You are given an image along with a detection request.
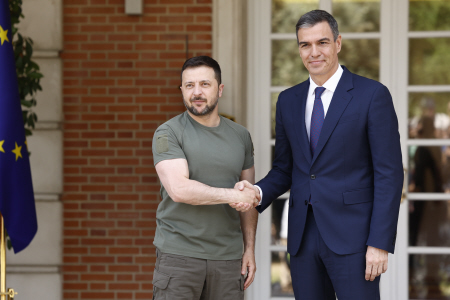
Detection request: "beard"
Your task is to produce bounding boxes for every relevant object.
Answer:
[183,94,219,116]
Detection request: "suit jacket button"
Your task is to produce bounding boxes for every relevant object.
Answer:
[304,200,308,205]
[310,174,316,179]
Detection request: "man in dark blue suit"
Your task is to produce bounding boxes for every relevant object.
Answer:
[234,10,403,299]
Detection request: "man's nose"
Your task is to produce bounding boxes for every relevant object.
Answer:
[193,84,202,96]
[311,45,320,57]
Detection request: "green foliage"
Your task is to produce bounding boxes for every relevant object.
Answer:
[272,0,319,34]
[339,39,379,81]
[271,39,308,87]
[333,1,380,33]
[409,38,450,85]
[410,0,450,31]
[9,0,42,136]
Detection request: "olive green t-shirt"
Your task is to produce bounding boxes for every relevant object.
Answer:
[152,112,254,260]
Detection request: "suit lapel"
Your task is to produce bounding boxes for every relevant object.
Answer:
[293,81,311,165]
[311,67,354,166]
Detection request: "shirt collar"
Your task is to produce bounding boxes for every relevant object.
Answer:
[308,65,343,95]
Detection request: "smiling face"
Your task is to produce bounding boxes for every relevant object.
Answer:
[180,66,224,117]
[297,21,342,86]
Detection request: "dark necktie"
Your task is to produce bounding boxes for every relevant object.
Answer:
[310,87,326,155]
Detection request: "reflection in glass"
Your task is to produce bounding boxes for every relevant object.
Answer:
[271,251,294,297]
[409,0,450,31]
[409,201,450,247]
[408,146,446,193]
[339,39,379,81]
[272,0,319,34]
[272,40,309,87]
[409,38,450,85]
[271,93,280,139]
[271,199,288,245]
[408,93,450,139]
[409,254,450,299]
[332,0,380,32]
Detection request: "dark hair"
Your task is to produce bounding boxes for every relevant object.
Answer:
[295,10,339,44]
[180,56,222,85]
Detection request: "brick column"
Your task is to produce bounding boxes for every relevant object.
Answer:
[62,0,212,299]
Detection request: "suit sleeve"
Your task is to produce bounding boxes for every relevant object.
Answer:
[256,93,293,213]
[366,85,404,253]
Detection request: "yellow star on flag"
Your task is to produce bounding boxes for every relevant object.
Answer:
[0,140,4,153]
[12,142,22,161]
[0,26,9,45]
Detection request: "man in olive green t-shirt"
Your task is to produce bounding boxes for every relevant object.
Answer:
[151,56,260,300]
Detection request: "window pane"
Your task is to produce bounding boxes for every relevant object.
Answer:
[408,93,450,139]
[409,0,450,31]
[272,40,309,86]
[271,92,280,139]
[409,38,450,85]
[410,254,450,299]
[408,145,450,193]
[272,0,319,34]
[332,0,380,32]
[339,39,379,81]
[271,198,288,245]
[271,251,294,297]
[409,201,450,247]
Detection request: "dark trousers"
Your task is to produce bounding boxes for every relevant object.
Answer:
[152,248,244,300]
[290,206,380,300]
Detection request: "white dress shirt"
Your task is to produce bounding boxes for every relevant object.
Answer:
[305,65,343,140]
[255,65,344,204]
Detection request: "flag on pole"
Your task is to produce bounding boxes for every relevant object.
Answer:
[0,0,37,253]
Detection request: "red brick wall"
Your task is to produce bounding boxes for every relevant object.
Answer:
[62,1,212,299]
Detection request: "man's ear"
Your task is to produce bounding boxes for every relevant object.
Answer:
[218,83,224,97]
[336,35,342,54]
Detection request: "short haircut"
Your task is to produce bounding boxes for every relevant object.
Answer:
[180,56,222,85]
[295,10,340,44]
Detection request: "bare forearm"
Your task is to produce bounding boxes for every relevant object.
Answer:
[240,209,258,252]
[156,159,256,206]
[170,178,240,205]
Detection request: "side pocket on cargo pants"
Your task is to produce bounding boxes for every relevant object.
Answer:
[152,268,170,300]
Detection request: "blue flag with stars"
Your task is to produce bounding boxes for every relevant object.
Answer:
[0,1,37,253]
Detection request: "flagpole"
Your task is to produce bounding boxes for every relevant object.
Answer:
[0,214,16,300]
[0,213,6,300]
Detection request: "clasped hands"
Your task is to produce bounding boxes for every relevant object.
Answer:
[229,180,260,212]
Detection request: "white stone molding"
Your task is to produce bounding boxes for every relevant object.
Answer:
[213,0,247,125]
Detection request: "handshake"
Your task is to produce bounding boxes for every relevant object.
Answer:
[229,180,261,212]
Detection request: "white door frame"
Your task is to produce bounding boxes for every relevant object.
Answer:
[246,0,272,298]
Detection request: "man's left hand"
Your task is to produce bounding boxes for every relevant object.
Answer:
[242,249,256,290]
[365,246,388,281]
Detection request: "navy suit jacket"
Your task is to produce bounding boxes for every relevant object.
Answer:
[256,66,403,256]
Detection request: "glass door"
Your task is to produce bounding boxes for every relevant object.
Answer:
[247,0,450,299]
[404,1,450,299]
